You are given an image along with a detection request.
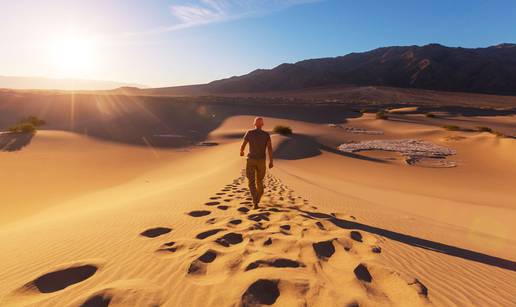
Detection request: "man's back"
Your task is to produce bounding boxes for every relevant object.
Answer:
[244,128,270,160]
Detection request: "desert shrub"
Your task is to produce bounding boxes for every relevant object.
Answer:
[8,122,36,133]
[442,125,460,131]
[475,126,492,133]
[492,131,506,137]
[360,108,371,114]
[425,112,436,118]
[24,116,46,127]
[273,125,293,135]
[6,116,45,134]
[375,110,388,120]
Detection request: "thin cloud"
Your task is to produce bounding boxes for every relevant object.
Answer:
[130,0,321,35]
[170,2,225,25]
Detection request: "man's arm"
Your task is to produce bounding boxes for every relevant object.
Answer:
[267,139,273,168]
[240,139,248,156]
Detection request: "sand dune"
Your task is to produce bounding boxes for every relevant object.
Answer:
[0,130,195,224]
[0,109,515,306]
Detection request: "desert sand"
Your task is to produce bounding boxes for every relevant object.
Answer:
[0,104,515,306]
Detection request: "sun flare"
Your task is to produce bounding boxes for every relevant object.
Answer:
[49,36,98,77]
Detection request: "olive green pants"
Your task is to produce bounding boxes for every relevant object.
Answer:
[246,158,266,205]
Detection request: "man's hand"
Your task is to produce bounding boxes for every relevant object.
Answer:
[240,139,248,157]
[269,161,274,169]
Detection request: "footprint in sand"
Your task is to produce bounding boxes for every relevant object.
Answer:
[371,246,382,253]
[140,227,172,238]
[350,230,362,242]
[80,294,111,307]
[247,213,270,222]
[24,264,98,293]
[74,280,163,307]
[241,279,280,306]
[188,250,219,275]
[250,222,269,230]
[196,229,225,239]
[279,224,291,231]
[245,258,302,271]
[205,201,220,206]
[188,210,211,217]
[198,250,217,263]
[228,219,242,225]
[238,207,250,214]
[312,240,335,260]
[206,218,218,224]
[159,173,429,306]
[215,232,243,247]
[156,241,180,253]
[353,263,372,283]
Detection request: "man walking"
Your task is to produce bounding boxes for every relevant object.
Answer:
[240,117,273,209]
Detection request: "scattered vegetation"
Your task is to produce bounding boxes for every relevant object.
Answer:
[442,125,460,131]
[8,122,36,133]
[475,126,492,133]
[492,131,506,138]
[6,116,46,134]
[440,124,507,137]
[360,108,371,114]
[273,125,293,135]
[375,110,388,120]
[473,126,508,137]
[425,112,436,118]
[25,116,46,127]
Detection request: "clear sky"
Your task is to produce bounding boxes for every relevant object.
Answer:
[1,0,515,87]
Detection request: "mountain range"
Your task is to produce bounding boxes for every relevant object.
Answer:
[147,43,516,96]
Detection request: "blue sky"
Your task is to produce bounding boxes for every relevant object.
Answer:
[0,0,515,87]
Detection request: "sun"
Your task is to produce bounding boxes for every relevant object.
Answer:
[49,36,98,77]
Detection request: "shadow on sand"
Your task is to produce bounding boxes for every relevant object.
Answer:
[0,132,34,152]
[297,209,516,271]
[318,143,387,163]
[274,134,322,160]
[0,93,362,148]
[273,133,387,163]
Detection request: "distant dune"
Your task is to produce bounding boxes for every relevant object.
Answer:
[1,91,514,149]
[132,84,516,109]
[0,75,146,91]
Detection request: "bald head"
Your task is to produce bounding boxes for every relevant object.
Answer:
[254,117,264,129]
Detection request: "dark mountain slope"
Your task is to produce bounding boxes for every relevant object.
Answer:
[148,43,516,95]
[206,44,516,94]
